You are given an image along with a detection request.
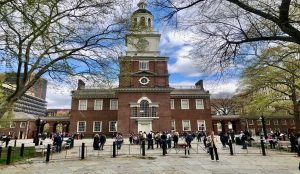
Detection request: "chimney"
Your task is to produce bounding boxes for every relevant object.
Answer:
[77,79,85,90]
[195,80,204,90]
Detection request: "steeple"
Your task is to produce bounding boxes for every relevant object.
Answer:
[137,0,147,9]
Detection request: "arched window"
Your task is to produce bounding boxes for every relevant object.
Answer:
[133,18,137,27]
[148,18,151,27]
[140,17,146,26]
[140,100,149,117]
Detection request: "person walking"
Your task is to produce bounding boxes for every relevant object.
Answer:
[207,131,219,161]
[99,133,106,150]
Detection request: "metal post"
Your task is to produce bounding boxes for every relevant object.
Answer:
[20,143,24,157]
[229,140,233,155]
[46,144,51,162]
[261,138,266,156]
[142,140,145,156]
[113,142,116,158]
[6,146,12,165]
[14,139,17,147]
[81,143,85,159]
[0,146,2,159]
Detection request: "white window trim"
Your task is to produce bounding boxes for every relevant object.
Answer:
[195,99,204,109]
[265,120,270,125]
[257,120,262,125]
[182,120,191,131]
[110,99,118,110]
[273,120,279,125]
[281,119,287,125]
[170,99,175,110]
[181,99,189,110]
[94,99,103,110]
[197,120,206,131]
[139,61,149,70]
[20,122,26,128]
[248,120,254,125]
[109,121,117,132]
[78,100,87,110]
[77,121,86,132]
[10,122,16,128]
[171,120,176,131]
[93,121,102,132]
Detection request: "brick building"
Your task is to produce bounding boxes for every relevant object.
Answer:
[69,1,212,137]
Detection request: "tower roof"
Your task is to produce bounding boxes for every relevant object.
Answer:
[133,0,152,16]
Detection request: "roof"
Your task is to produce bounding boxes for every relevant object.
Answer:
[13,112,37,121]
[212,115,241,120]
[71,89,116,99]
[133,9,152,15]
[170,89,210,98]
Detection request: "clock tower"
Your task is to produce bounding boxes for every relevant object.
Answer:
[116,0,172,134]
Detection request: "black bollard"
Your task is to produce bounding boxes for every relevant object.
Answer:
[113,142,116,158]
[20,143,24,157]
[14,139,17,147]
[6,146,12,165]
[261,139,266,156]
[81,143,85,160]
[298,145,300,157]
[229,140,233,155]
[142,140,145,156]
[162,141,166,156]
[46,144,51,162]
[0,146,2,159]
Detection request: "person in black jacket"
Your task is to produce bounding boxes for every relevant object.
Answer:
[93,134,100,150]
[173,132,179,148]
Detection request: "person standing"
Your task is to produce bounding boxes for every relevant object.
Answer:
[207,131,219,161]
[115,133,123,150]
[173,132,179,148]
[99,133,106,150]
[93,134,100,150]
[147,131,153,149]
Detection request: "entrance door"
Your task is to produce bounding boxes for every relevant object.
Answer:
[138,121,152,133]
[19,131,23,139]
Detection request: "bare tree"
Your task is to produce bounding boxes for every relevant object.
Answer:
[150,0,300,72]
[211,93,236,115]
[0,0,130,119]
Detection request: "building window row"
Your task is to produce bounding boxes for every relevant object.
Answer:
[248,119,291,126]
[78,99,118,111]
[172,120,206,132]
[77,121,117,133]
[170,99,205,110]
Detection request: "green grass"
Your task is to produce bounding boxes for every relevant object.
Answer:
[0,146,37,165]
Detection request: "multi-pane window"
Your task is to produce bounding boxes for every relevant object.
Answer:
[110,99,118,110]
[181,99,189,109]
[77,121,86,132]
[257,120,262,125]
[140,100,149,117]
[139,61,149,70]
[10,122,16,128]
[197,120,206,131]
[281,119,287,125]
[94,100,103,110]
[182,120,191,131]
[78,100,87,110]
[20,122,26,128]
[109,121,117,132]
[195,99,204,109]
[265,120,270,125]
[171,120,176,131]
[290,119,295,125]
[93,121,102,132]
[151,107,157,117]
[248,120,254,125]
[273,120,279,125]
[131,107,138,117]
[170,99,175,109]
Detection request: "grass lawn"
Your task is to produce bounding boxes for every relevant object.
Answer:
[0,146,37,165]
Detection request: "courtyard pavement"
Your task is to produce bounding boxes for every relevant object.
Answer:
[0,138,299,174]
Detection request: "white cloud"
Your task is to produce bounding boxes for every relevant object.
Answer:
[46,83,73,109]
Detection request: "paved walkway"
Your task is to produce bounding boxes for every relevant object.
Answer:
[0,138,299,174]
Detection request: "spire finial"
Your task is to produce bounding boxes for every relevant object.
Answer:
[138,0,147,9]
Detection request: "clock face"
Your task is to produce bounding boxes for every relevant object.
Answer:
[136,38,149,51]
[139,77,150,85]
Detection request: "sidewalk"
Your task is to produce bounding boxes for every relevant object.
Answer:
[0,138,299,173]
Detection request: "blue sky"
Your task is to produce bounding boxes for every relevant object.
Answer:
[45,1,240,108]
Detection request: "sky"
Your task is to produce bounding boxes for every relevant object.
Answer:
[46,0,239,109]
